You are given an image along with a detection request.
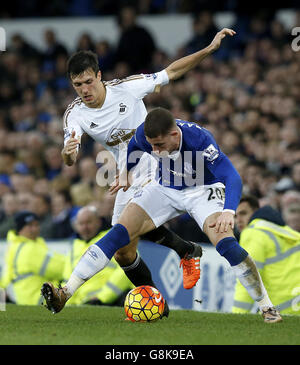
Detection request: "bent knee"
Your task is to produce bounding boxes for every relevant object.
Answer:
[118,203,155,241]
[203,212,234,246]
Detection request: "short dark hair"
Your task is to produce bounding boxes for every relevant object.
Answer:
[67,50,99,79]
[144,108,176,138]
[239,195,260,210]
[15,211,39,233]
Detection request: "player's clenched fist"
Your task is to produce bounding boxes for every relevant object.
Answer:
[62,130,80,166]
[64,131,80,155]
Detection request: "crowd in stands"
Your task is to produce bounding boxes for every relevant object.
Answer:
[1,0,298,18]
[0,6,299,242]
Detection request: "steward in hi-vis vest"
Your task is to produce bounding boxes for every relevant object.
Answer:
[233,196,300,315]
[1,211,65,305]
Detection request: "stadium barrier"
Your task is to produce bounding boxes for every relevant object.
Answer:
[0,240,236,312]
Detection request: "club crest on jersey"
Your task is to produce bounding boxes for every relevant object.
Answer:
[145,73,157,80]
[134,190,143,198]
[203,144,219,162]
[119,103,127,114]
[90,121,98,129]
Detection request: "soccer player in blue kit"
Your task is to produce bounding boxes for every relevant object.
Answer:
[43,108,282,323]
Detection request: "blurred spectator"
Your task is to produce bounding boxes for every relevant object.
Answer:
[44,145,63,180]
[76,32,95,52]
[280,190,300,232]
[96,189,116,230]
[51,190,75,239]
[33,178,51,196]
[115,6,156,72]
[0,175,12,198]
[32,194,54,238]
[53,54,70,91]
[291,161,300,191]
[280,190,300,210]
[243,161,265,197]
[95,40,115,73]
[1,211,66,305]
[282,203,300,232]
[70,157,97,206]
[16,192,35,211]
[184,11,218,56]
[0,193,18,238]
[43,29,68,67]
[9,33,41,61]
[247,15,270,41]
[10,173,35,193]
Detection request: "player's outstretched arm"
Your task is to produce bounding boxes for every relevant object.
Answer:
[165,28,236,81]
[61,130,79,166]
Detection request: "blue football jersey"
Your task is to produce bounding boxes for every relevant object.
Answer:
[127,119,242,211]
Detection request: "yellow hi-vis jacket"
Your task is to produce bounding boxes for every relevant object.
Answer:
[232,219,300,315]
[1,230,66,305]
[63,230,134,305]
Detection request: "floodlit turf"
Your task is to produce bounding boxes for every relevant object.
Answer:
[0,304,299,345]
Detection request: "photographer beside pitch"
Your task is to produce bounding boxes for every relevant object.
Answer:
[43,108,282,323]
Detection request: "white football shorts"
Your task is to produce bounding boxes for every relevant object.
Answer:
[129,181,226,230]
[111,153,157,225]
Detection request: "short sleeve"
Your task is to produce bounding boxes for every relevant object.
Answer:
[122,70,169,99]
[63,109,84,147]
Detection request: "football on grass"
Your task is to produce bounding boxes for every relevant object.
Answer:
[124,285,165,322]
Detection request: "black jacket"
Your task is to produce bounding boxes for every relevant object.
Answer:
[249,205,285,226]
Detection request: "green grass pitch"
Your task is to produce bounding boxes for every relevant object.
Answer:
[0,304,299,345]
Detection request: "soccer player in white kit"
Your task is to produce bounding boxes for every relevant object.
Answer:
[42,28,236,315]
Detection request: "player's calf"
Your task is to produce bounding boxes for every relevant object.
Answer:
[214,236,278,321]
[114,238,139,267]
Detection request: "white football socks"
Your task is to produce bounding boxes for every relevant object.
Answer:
[64,244,110,297]
[232,255,273,310]
[64,273,85,298]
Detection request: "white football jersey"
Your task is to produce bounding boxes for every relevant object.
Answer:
[63,70,169,171]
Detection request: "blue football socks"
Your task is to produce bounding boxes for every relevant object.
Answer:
[94,223,130,259]
[216,237,248,266]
